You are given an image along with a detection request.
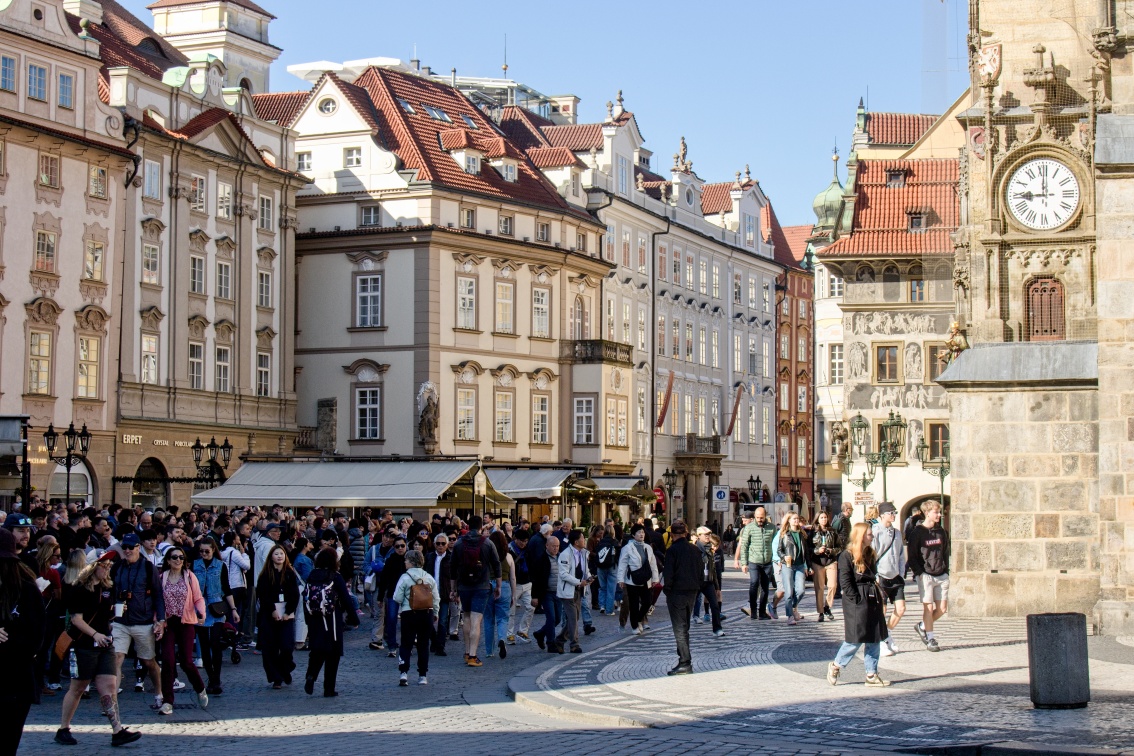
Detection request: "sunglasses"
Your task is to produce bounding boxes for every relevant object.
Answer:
[395,544,407,549]
[121,544,138,550]
[168,554,184,561]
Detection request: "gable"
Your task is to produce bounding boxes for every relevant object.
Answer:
[291,77,376,137]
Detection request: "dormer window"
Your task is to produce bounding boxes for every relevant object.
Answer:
[397,98,415,114]
[501,163,516,182]
[461,114,478,130]
[465,155,480,174]
[423,105,452,123]
[886,170,906,189]
[908,212,927,233]
[685,187,694,207]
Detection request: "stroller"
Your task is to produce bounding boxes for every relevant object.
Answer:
[216,621,242,665]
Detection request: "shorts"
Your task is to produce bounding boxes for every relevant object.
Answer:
[111,622,157,660]
[73,646,119,680]
[457,587,490,615]
[879,575,905,603]
[917,573,950,603]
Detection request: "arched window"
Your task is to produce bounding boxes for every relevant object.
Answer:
[1027,277,1065,341]
[132,457,169,510]
[239,77,253,92]
[572,295,590,339]
[882,265,901,302]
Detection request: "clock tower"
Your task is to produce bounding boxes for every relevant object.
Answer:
[939,0,1134,634]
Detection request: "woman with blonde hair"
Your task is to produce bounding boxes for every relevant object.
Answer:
[776,512,811,625]
[827,523,890,688]
[809,511,840,621]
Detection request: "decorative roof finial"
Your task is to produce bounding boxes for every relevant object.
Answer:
[832,143,840,178]
[673,152,680,169]
[636,172,645,191]
[744,164,751,181]
[616,89,624,107]
[735,171,742,186]
[605,100,613,122]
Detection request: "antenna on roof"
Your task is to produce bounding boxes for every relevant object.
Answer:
[502,34,508,78]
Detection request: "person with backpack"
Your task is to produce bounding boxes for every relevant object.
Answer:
[449,515,501,668]
[392,548,439,686]
[615,523,658,634]
[376,536,407,657]
[302,547,358,697]
[595,525,620,616]
[109,532,165,709]
[832,501,854,549]
[506,529,534,644]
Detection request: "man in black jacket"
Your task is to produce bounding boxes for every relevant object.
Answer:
[529,537,559,651]
[661,521,701,676]
[424,534,453,656]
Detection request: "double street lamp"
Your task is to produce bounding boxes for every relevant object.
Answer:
[192,436,233,489]
[747,474,762,504]
[841,409,908,506]
[662,467,678,520]
[44,423,92,506]
[916,437,951,504]
[788,477,802,503]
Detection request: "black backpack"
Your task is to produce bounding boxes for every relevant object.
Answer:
[456,537,486,586]
[597,540,618,569]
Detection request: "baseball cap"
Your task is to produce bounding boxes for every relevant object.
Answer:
[265,522,282,531]
[695,526,712,535]
[120,532,141,547]
[878,502,897,515]
[5,513,32,529]
[97,550,118,563]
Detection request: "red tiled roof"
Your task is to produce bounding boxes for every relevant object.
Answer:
[146,0,276,19]
[498,105,552,150]
[343,67,593,219]
[68,0,187,99]
[820,158,958,257]
[542,122,604,151]
[864,112,938,146]
[252,91,308,125]
[763,204,809,270]
[527,146,584,169]
[700,182,737,215]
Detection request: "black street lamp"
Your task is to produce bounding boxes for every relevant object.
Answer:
[662,467,678,520]
[788,477,802,502]
[917,437,951,505]
[192,436,233,489]
[44,422,92,506]
[840,409,906,509]
[747,474,762,504]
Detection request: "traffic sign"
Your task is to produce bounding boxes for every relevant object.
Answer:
[711,485,729,512]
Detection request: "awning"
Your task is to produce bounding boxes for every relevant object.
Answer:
[580,475,649,495]
[190,460,512,510]
[484,467,585,500]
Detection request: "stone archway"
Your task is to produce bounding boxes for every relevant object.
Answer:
[900,493,951,531]
[132,457,169,511]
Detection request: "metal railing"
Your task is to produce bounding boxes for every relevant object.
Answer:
[675,433,722,455]
[561,339,634,365]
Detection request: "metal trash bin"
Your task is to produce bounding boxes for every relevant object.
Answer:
[1026,612,1090,709]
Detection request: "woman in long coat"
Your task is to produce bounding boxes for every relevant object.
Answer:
[827,522,891,687]
[303,547,358,696]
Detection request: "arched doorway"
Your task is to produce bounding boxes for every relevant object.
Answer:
[49,459,94,506]
[132,457,169,511]
[900,494,951,531]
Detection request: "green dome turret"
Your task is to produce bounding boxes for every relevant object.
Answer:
[812,151,844,229]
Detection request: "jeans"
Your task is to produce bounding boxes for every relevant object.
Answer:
[539,594,561,641]
[484,581,512,656]
[834,641,880,675]
[697,582,722,632]
[556,592,581,650]
[667,590,698,667]
[383,598,399,649]
[399,610,432,676]
[160,617,204,704]
[598,567,616,613]
[580,599,593,627]
[780,564,807,616]
[748,562,775,616]
[432,601,450,653]
[508,582,534,638]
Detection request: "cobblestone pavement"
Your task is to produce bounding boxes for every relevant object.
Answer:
[20,570,1134,754]
[511,570,1134,754]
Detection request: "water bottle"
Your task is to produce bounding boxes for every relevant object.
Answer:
[68,649,78,680]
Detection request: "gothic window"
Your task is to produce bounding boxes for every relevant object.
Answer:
[1026,277,1065,341]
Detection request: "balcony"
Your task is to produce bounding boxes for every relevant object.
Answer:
[561,339,634,366]
[294,426,317,451]
[675,434,723,455]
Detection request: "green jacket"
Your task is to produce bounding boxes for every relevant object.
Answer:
[737,522,776,565]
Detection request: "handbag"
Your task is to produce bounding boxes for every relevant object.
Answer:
[628,543,652,585]
[53,629,73,661]
[364,572,378,592]
[409,579,433,611]
[208,601,229,618]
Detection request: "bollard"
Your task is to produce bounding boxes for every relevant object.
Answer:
[1026,612,1090,709]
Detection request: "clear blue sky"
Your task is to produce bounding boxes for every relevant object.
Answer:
[121,0,970,227]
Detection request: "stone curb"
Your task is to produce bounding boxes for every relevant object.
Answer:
[898,743,1130,756]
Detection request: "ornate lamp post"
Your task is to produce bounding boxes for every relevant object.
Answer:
[840,409,907,506]
[788,477,802,503]
[192,436,233,489]
[916,437,951,505]
[44,422,92,506]
[662,467,678,522]
[747,474,762,505]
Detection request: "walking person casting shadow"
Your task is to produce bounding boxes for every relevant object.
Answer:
[827,523,892,688]
[303,546,358,696]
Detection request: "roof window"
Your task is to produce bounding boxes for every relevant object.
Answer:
[908,212,927,233]
[886,170,906,189]
[397,98,415,114]
[423,105,452,123]
[461,114,478,130]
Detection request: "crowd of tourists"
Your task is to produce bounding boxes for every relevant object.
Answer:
[0,494,950,751]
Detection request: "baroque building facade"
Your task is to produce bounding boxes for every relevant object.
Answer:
[940,0,1134,633]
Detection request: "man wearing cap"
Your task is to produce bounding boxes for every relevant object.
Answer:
[872,502,906,656]
[110,532,165,708]
[735,507,776,619]
[253,521,282,588]
[661,521,702,675]
[4,513,38,573]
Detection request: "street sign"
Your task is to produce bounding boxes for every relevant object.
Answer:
[711,485,729,512]
[854,491,875,509]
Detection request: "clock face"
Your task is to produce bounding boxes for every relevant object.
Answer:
[1006,158,1080,231]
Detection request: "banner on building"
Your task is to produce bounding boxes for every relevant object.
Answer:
[724,382,746,437]
[655,370,675,429]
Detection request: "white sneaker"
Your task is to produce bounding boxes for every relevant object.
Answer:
[693,616,703,624]
[418,676,428,685]
[154,695,164,710]
[194,658,204,668]
[635,624,644,636]
[714,629,726,637]
[880,642,895,657]
[159,702,173,715]
[134,682,144,693]
[197,689,208,708]
[398,672,408,687]
[172,679,186,691]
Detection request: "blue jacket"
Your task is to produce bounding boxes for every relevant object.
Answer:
[192,557,230,627]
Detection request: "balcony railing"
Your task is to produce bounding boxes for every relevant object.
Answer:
[675,433,723,455]
[561,339,634,366]
[294,426,317,450]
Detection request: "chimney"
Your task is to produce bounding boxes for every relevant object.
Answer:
[422,66,432,77]
[62,0,103,25]
[451,67,457,87]
[410,58,420,71]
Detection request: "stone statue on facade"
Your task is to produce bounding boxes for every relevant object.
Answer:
[418,394,438,451]
[943,321,970,364]
[832,422,850,468]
